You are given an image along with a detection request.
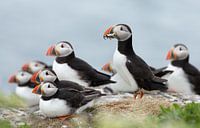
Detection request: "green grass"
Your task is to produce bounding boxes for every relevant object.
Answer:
[0,92,25,108]
[0,120,12,128]
[94,103,200,128]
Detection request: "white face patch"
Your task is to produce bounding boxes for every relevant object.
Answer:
[173,45,189,60]
[113,25,132,41]
[29,61,46,73]
[16,71,32,85]
[55,42,74,57]
[41,82,58,97]
[39,69,57,82]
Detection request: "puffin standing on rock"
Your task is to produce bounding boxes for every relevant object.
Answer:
[46,41,115,87]
[22,60,51,74]
[32,82,104,119]
[161,44,200,94]
[103,24,168,98]
[8,71,40,107]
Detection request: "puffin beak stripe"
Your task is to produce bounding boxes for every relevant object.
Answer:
[22,64,29,71]
[46,45,56,56]
[40,76,44,82]
[166,49,177,60]
[31,71,40,84]
[8,75,17,83]
[32,85,40,94]
[103,26,114,38]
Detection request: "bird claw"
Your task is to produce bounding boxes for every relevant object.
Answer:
[57,114,77,121]
[133,89,144,100]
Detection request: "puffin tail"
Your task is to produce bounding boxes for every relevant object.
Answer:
[143,81,168,92]
[152,76,167,83]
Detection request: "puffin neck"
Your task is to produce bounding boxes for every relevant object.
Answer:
[56,52,75,64]
[117,36,135,56]
[171,56,189,67]
[54,78,59,83]
[18,80,35,88]
[41,89,59,100]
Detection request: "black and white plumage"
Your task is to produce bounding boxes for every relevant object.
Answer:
[8,71,40,106]
[46,41,115,87]
[159,44,200,94]
[22,60,52,74]
[103,24,168,93]
[32,82,103,117]
[31,68,96,92]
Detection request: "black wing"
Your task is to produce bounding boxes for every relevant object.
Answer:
[184,63,200,94]
[126,55,167,83]
[56,80,85,91]
[152,67,173,77]
[69,58,115,86]
[58,88,102,108]
[126,55,157,80]
[58,88,85,108]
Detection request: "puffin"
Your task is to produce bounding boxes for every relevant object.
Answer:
[46,41,115,87]
[22,60,52,74]
[103,24,168,98]
[8,71,40,107]
[32,81,104,119]
[160,43,200,94]
[31,68,98,92]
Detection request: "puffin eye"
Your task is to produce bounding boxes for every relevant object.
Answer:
[45,72,49,75]
[61,44,64,48]
[48,84,51,88]
[21,73,24,76]
[120,27,123,31]
[35,64,38,67]
[179,47,182,51]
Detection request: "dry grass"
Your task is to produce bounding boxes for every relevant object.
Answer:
[95,95,171,118]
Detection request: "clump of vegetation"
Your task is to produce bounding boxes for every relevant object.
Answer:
[0,120,12,128]
[93,103,200,128]
[0,92,25,108]
[158,103,200,127]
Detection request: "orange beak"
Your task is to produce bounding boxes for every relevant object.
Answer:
[103,26,114,39]
[46,45,56,56]
[32,85,40,94]
[166,49,177,60]
[102,62,113,73]
[8,75,17,83]
[31,71,40,84]
[22,63,29,71]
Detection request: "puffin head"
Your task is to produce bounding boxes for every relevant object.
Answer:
[31,68,57,84]
[8,71,32,85]
[22,61,47,74]
[32,82,58,96]
[46,41,74,57]
[166,44,189,61]
[103,24,132,41]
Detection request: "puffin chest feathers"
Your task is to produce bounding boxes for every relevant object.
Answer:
[113,50,138,89]
[16,86,40,106]
[40,98,72,117]
[163,64,194,94]
[53,60,89,87]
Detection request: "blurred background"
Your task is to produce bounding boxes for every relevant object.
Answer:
[0,0,199,93]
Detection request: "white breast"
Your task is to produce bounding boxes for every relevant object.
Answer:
[15,86,40,107]
[162,64,194,94]
[53,60,89,87]
[39,98,72,118]
[106,73,138,93]
[112,49,138,91]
